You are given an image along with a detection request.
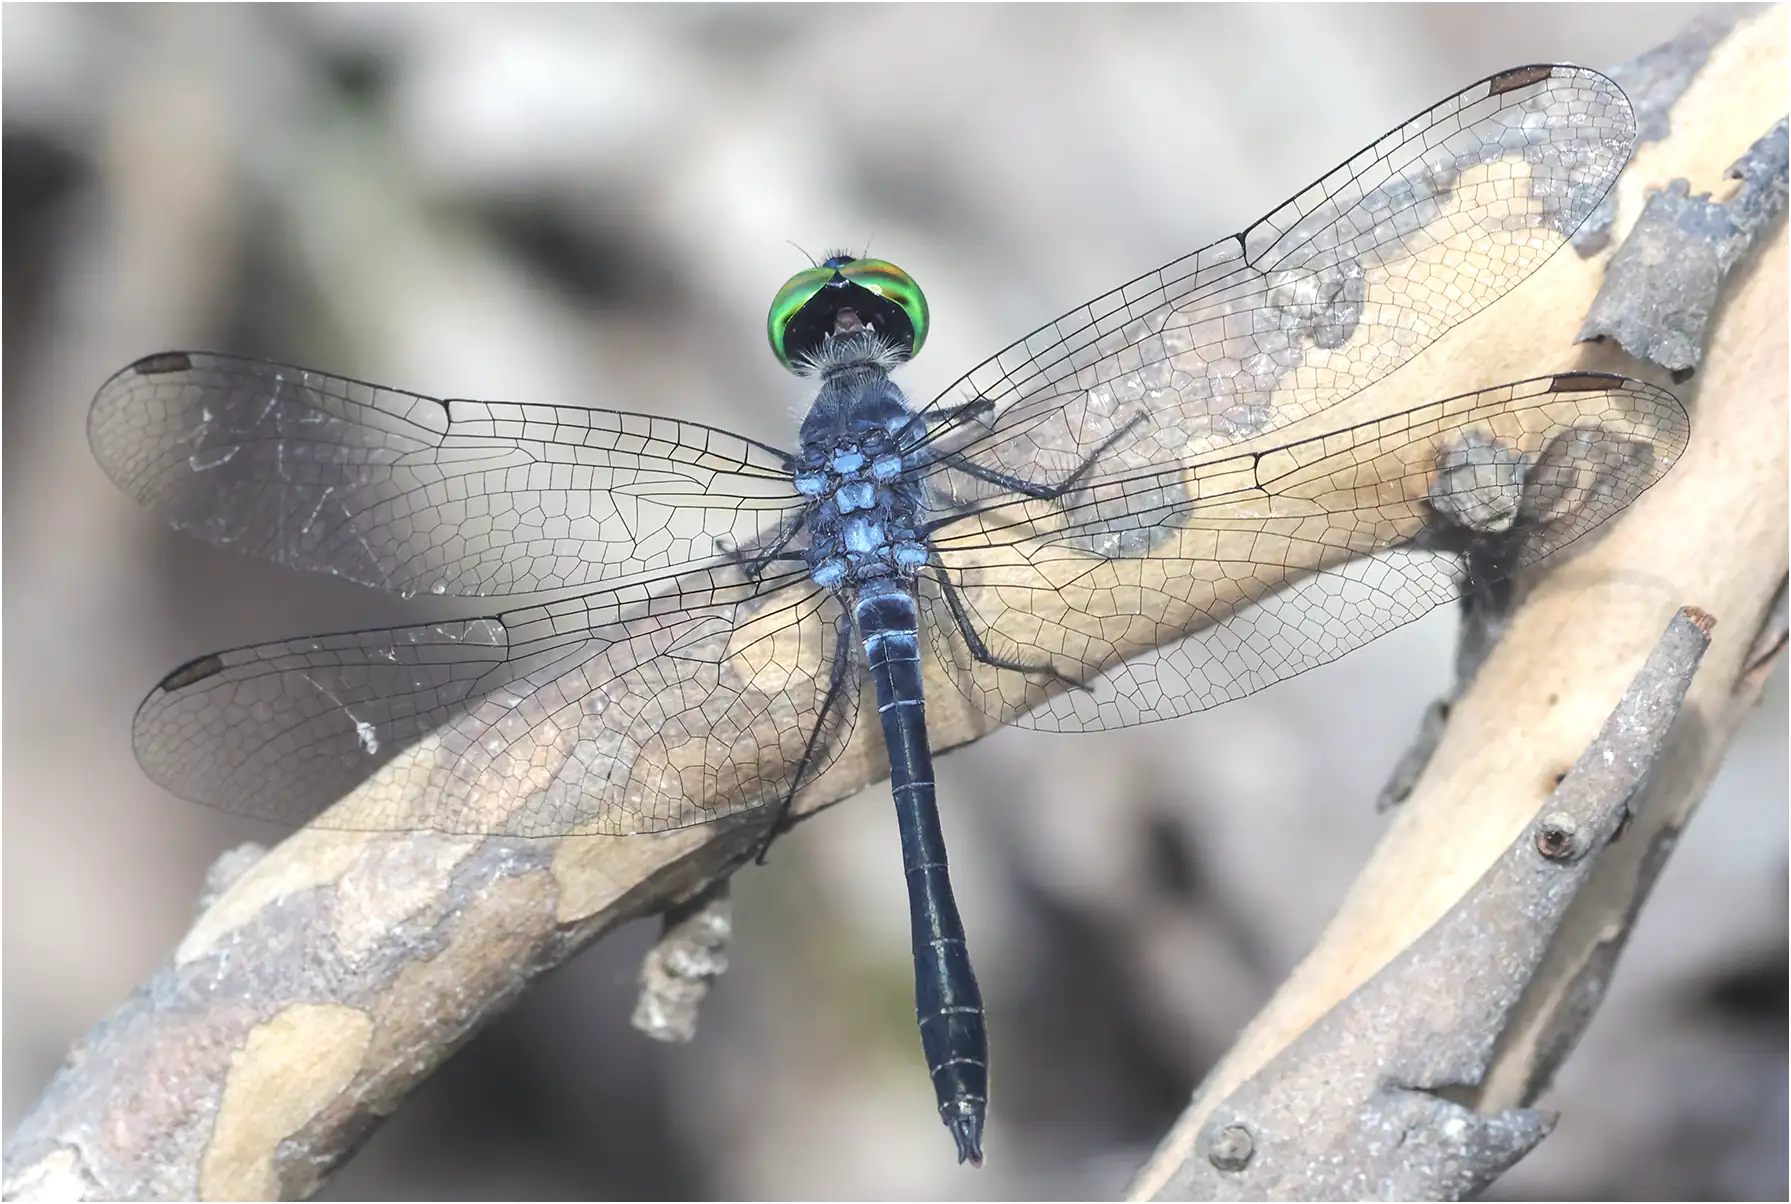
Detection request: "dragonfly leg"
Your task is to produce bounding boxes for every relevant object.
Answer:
[932,563,1088,693]
[896,393,995,448]
[754,610,856,866]
[926,411,1148,502]
[718,512,810,583]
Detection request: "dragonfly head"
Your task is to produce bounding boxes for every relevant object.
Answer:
[768,254,929,375]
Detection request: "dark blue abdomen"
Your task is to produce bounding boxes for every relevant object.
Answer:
[853,579,989,1165]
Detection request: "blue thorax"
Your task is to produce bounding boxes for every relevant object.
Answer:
[793,346,930,593]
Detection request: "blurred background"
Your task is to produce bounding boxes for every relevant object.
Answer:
[4,4,1783,1199]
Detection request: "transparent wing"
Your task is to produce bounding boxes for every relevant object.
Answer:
[917,65,1636,499]
[131,565,858,836]
[920,373,1687,731]
[90,351,804,598]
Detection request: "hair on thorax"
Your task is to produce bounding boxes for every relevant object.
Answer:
[793,330,910,379]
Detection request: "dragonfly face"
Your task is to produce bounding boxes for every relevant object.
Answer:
[88,64,1690,1167]
[768,253,930,372]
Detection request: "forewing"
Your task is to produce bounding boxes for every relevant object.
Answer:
[918,65,1635,500]
[90,351,804,597]
[132,567,857,836]
[922,374,1686,731]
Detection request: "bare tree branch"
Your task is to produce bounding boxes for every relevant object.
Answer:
[1143,608,1713,1200]
[1130,9,1788,1199]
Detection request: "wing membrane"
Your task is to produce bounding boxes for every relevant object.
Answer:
[921,374,1686,731]
[132,566,856,835]
[89,351,804,597]
[919,65,1636,500]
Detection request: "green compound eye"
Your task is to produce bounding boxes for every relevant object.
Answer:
[838,258,929,356]
[766,266,836,370]
[766,255,930,373]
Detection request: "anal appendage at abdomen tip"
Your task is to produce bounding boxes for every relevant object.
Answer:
[943,1100,985,1167]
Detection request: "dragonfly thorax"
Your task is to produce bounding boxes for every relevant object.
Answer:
[794,354,929,591]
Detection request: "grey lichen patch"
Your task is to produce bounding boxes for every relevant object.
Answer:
[223,845,570,1197]
[197,1004,372,1201]
[1580,118,1789,375]
[178,828,379,964]
[9,810,757,1199]
[2,969,271,1200]
[328,833,483,969]
[1573,10,1747,254]
[361,870,557,1080]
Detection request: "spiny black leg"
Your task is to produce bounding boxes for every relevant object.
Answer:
[719,512,809,584]
[927,451,1053,498]
[932,563,1088,693]
[754,611,856,865]
[716,541,808,585]
[932,411,1149,501]
[896,393,996,449]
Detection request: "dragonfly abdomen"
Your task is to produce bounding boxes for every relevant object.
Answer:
[853,579,989,1166]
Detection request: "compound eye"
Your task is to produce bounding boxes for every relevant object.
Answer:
[765,256,930,373]
[766,266,837,372]
[837,259,929,360]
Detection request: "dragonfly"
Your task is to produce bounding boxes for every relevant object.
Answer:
[90,65,1687,1165]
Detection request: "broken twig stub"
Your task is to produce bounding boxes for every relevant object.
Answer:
[631,880,734,1043]
[1580,117,1789,377]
